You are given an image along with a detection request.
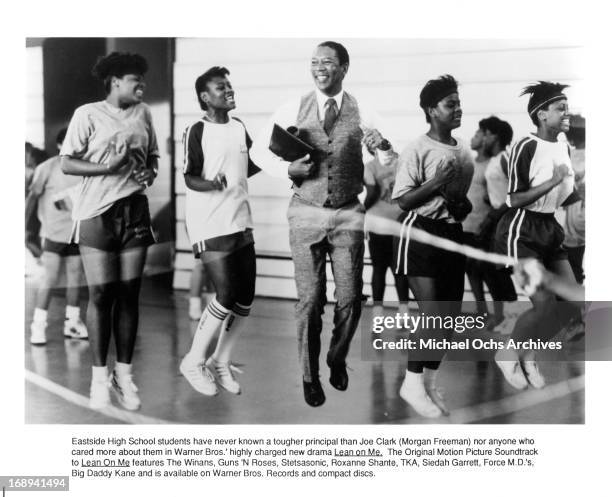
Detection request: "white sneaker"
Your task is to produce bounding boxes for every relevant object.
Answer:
[424,383,449,416]
[30,320,47,345]
[89,379,111,409]
[522,360,546,389]
[64,318,89,339]
[110,371,141,410]
[180,356,218,396]
[495,357,529,390]
[206,358,241,395]
[399,375,442,418]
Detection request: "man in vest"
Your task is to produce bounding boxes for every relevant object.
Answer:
[251,41,394,407]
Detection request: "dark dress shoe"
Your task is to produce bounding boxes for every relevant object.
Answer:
[328,362,348,391]
[303,378,325,407]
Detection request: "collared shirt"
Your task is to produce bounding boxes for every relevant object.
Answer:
[315,88,344,122]
[251,90,394,179]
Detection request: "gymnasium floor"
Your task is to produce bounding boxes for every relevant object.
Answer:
[24,276,585,425]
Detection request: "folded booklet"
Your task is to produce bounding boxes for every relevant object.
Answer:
[269,124,314,162]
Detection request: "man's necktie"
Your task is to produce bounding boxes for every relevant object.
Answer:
[323,98,338,135]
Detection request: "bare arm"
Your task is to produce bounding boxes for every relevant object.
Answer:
[25,190,43,257]
[131,155,159,187]
[514,258,584,301]
[184,173,226,192]
[364,183,380,210]
[396,160,455,212]
[508,177,562,208]
[543,272,585,302]
[61,140,130,176]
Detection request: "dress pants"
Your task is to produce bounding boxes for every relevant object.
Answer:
[287,195,365,382]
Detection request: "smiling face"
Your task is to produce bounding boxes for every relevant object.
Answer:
[310,45,348,96]
[200,75,236,112]
[429,92,462,130]
[538,98,570,133]
[114,73,146,106]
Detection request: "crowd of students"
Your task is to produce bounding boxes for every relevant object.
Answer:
[25,43,585,418]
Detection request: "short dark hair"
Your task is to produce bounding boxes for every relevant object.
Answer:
[497,120,514,149]
[479,116,513,149]
[419,74,459,123]
[194,66,230,111]
[92,52,148,94]
[521,81,569,126]
[566,114,585,148]
[31,147,49,166]
[317,41,349,66]
[56,127,68,145]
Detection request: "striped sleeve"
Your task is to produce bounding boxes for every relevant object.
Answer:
[232,116,260,177]
[182,121,204,176]
[231,117,252,148]
[507,137,537,198]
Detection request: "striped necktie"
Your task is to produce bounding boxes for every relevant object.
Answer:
[323,98,338,135]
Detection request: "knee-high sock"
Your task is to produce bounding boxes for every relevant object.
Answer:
[186,298,230,361]
[212,303,251,363]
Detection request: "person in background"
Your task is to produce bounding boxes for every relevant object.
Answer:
[363,151,410,318]
[562,114,585,285]
[561,114,586,341]
[187,261,215,321]
[464,118,495,320]
[26,128,88,345]
[464,117,518,330]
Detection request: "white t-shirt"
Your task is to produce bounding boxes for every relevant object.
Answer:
[392,134,475,222]
[60,101,159,221]
[484,151,510,209]
[29,156,81,243]
[182,117,253,246]
[506,134,575,213]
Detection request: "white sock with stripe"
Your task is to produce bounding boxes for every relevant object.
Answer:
[185,298,230,362]
[65,305,80,322]
[92,365,108,383]
[33,308,48,324]
[212,303,251,363]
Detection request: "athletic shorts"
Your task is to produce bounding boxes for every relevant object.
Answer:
[77,194,155,252]
[368,232,395,268]
[192,229,254,262]
[43,238,80,256]
[495,208,567,267]
[463,232,517,302]
[392,212,465,277]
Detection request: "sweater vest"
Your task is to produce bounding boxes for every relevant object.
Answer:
[294,91,364,207]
